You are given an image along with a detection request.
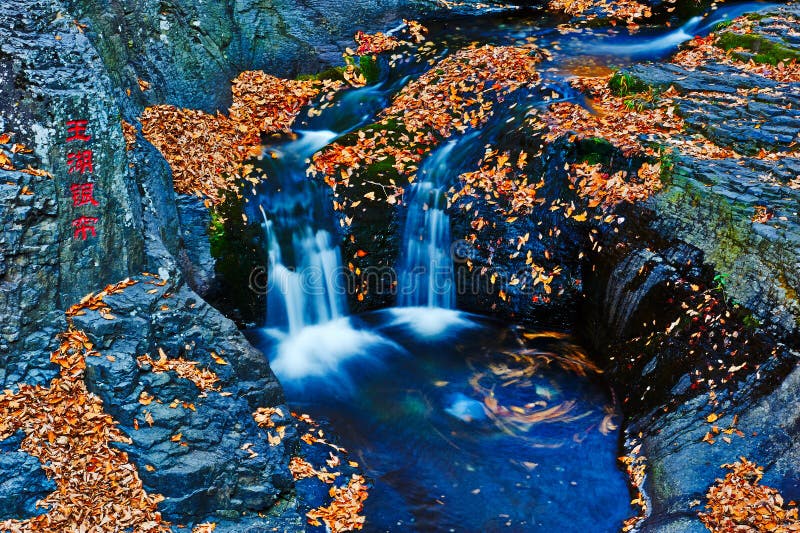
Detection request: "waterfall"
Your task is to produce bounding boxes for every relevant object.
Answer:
[397,141,457,308]
[255,130,348,333]
[262,214,346,333]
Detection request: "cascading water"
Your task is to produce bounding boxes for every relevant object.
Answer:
[253,130,347,333]
[240,6,780,530]
[397,141,458,308]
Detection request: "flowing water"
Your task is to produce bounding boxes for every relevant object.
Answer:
[244,2,773,530]
[249,311,630,532]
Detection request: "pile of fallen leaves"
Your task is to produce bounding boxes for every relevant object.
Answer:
[289,456,340,484]
[137,347,221,392]
[543,74,681,157]
[306,474,369,533]
[353,20,426,55]
[121,120,137,151]
[0,327,171,532]
[568,160,663,209]
[141,73,340,203]
[287,412,369,533]
[451,148,543,217]
[699,458,800,532]
[548,0,652,24]
[310,44,543,192]
[543,71,744,164]
[354,31,401,55]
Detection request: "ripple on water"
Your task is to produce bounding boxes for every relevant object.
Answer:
[249,312,633,532]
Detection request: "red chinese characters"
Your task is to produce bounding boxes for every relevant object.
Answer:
[66,119,92,142]
[70,183,99,207]
[66,119,100,241]
[72,216,98,240]
[67,150,94,174]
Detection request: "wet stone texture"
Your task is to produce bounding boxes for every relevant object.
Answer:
[70,276,297,523]
[576,6,800,531]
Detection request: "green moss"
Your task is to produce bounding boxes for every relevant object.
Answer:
[713,19,734,31]
[577,137,616,165]
[359,55,381,84]
[609,71,651,96]
[744,12,767,21]
[337,118,410,148]
[209,209,226,254]
[296,66,347,82]
[658,149,675,185]
[209,189,266,323]
[716,32,800,65]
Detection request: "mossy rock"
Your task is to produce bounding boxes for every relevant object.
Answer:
[296,66,347,82]
[609,71,651,96]
[716,32,800,65]
[208,190,267,324]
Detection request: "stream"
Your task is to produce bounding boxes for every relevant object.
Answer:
[244,2,773,531]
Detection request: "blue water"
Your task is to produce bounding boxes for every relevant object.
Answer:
[249,310,632,532]
[242,3,781,530]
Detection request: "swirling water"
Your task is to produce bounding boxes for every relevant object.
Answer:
[245,3,775,530]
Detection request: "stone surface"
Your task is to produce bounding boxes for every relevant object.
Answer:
[176,195,216,297]
[576,7,800,530]
[1,0,145,387]
[70,275,297,522]
[60,0,453,112]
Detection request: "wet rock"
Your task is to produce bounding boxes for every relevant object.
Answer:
[59,0,460,112]
[71,275,298,523]
[0,431,55,520]
[176,195,216,297]
[628,350,800,531]
[1,0,145,384]
[577,8,800,530]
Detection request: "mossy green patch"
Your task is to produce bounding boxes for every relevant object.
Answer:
[713,19,734,31]
[716,32,800,65]
[209,189,266,322]
[335,118,411,148]
[296,66,347,82]
[609,71,651,96]
[577,137,616,165]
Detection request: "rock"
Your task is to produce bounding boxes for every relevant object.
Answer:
[1,0,145,384]
[59,0,460,112]
[176,195,216,297]
[576,8,800,530]
[0,431,56,520]
[71,275,298,522]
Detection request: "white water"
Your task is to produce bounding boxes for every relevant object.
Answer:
[594,16,704,56]
[263,216,346,333]
[384,307,475,338]
[267,317,397,383]
[397,141,458,308]
[258,130,347,333]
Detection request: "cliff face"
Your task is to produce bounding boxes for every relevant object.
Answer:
[0,0,440,527]
[60,0,438,112]
[1,0,146,388]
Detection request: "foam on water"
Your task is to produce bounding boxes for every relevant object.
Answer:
[268,317,398,382]
[385,307,476,338]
